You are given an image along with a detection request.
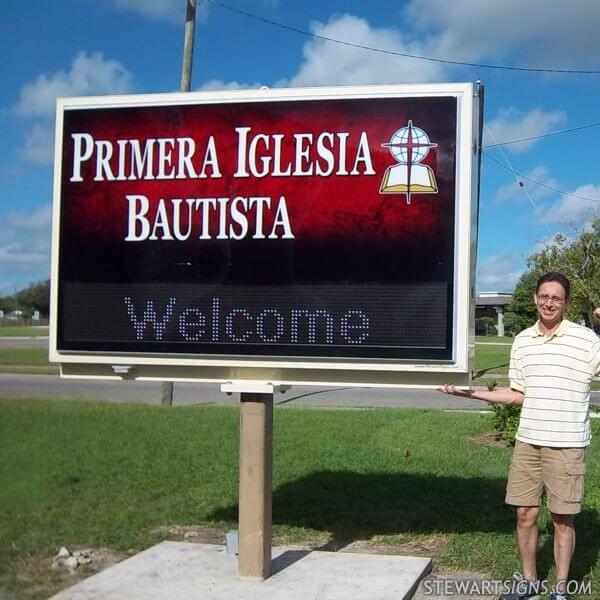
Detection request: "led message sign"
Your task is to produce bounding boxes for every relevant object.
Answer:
[50,84,479,386]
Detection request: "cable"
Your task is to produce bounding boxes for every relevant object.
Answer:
[206,0,600,75]
[209,0,600,149]
[484,121,600,148]
[483,151,600,204]
[484,125,599,304]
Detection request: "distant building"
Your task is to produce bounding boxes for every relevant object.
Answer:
[3,310,24,321]
[475,292,513,336]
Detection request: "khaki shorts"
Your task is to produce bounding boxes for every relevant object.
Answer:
[505,440,586,514]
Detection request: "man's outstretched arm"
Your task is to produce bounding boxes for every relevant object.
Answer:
[437,384,524,406]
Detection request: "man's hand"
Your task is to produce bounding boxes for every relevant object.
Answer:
[436,384,473,398]
[594,307,600,320]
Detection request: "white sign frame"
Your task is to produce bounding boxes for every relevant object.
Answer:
[50,83,480,388]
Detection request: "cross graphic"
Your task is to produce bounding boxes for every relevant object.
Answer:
[381,120,437,204]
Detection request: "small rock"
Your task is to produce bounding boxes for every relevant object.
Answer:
[74,550,93,565]
[56,546,71,559]
[63,556,79,570]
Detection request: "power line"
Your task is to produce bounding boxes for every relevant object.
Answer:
[207,0,600,75]
[484,126,599,305]
[483,151,600,203]
[484,121,600,148]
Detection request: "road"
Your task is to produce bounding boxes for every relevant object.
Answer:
[0,373,493,409]
[2,337,599,409]
[0,336,48,347]
[2,373,600,410]
[0,336,486,409]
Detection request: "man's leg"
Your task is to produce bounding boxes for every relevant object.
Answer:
[551,512,575,594]
[506,441,543,584]
[516,506,540,582]
[544,446,585,595]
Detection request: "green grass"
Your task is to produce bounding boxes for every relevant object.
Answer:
[0,326,48,337]
[1,399,599,598]
[475,335,514,344]
[473,342,512,377]
[0,348,50,366]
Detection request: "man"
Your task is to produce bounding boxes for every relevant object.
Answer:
[439,272,600,600]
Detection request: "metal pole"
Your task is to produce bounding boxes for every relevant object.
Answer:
[181,0,197,92]
[161,382,174,405]
[475,81,485,220]
[161,0,198,407]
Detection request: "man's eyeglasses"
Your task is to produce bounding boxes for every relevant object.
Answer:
[536,294,566,304]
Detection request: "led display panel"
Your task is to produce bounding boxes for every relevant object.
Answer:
[50,84,479,386]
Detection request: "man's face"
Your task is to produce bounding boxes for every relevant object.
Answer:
[534,281,569,325]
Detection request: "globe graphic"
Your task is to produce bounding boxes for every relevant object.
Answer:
[387,125,431,164]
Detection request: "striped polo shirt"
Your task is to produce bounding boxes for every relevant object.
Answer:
[509,319,600,447]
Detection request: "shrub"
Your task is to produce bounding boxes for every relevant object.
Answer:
[476,316,496,336]
[502,311,525,336]
[490,405,521,445]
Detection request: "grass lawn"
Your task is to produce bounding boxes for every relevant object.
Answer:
[0,348,50,367]
[0,326,48,337]
[475,335,514,344]
[1,400,600,599]
[473,343,512,377]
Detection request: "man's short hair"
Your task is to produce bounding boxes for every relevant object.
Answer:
[536,272,571,298]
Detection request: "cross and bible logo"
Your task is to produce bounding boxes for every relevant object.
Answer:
[380,120,438,204]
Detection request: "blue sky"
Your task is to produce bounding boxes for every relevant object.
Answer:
[2,0,600,294]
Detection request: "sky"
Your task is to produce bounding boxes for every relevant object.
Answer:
[2,0,600,295]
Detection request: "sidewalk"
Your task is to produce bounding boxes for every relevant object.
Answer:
[51,541,435,600]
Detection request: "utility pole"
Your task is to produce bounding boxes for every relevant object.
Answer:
[161,0,198,407]
[181,0,197,92]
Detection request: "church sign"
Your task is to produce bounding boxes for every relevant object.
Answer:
[50,83,480,387]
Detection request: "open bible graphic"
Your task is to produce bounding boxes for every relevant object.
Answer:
[380,120,438,204]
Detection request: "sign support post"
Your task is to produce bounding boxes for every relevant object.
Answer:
[238,392,273,580]
[221,383,283,580]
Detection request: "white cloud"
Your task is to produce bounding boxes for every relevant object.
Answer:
[0,244,48,267]
[193,3,600,91]
[14,52,132,119]
[13,52,133,165]
[280,14,446,87]
[494,165,559,203]
[404,0,600,68]
[0,203,52,289]
[545,184,600,226]
[107,0,277,23]
[485,108,566,154]
[198,79,258,91]
[7,204,53,230]
[530,234,565,255]
[477,249,523,293]
[109,0,186,23]
[18,123,55,166]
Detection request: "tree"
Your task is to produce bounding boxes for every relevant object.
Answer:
[476,316,496,336]
[16,280,50,316]
[525,217,600,327]
[506,270,539,330]
[0,296,16,314]
[502,311,529,336]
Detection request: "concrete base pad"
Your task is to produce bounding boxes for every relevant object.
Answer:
[51,541,431,600]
